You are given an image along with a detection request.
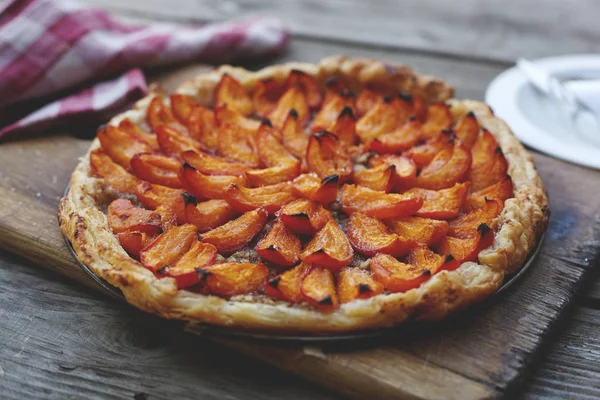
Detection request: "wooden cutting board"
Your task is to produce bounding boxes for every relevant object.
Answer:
[2,64,600,400]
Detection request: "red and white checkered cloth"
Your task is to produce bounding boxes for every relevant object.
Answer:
[0,0,288,139]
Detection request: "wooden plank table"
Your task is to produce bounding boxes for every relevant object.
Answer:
[2,1,600,399]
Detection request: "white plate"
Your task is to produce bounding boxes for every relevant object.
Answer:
[485,54,600,169]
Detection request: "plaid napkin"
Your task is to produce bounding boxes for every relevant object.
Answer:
[0,0,288,139]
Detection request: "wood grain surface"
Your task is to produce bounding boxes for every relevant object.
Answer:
[1,1,600,399]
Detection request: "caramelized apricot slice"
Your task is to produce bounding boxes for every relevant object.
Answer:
[97,125,152,169]
[216,122,260,166]
[252,78,285,117]
[279,198,331,235]
[328,107,357,147]
[438,223,494,263]
[471,129,498,169]
[214,74,253,116]
[170,93,196,124]
[118,119,158,150]
[282,109,309,159]
[454,111,479,148]
[268,87,310,129]
[246,162,301,187]
[405,182,469,220]
[353,164,395,192]
[301,267,339,311]
[346,212,415,257]
[370,254,430,293]
[187,105,218,151]
[173,193,235,232]
[306,131,353,181]
[465,176,513,210]
[264,263,311,302]
[356,89,382,117]
[164,242,218,289]
[214,105,262,132]
[469,148,508,192]
[181,150,248,176]
[355,99,403,144]
[108,199,162,235]
[292,173,339,204]
[199,262,269,297]
[369,118,421,154]
[147,97,187,134]
[368,154,417,191]
[416,140,472,190]
[130,153,183,188]
[155,203,178,232]
[255,220,302,267]
[89,150,138,194]
[386,216,449,247]
[341,184,423,219]
[180,163,246,200]
[200,208,268,253]
[256,123,299,167]
[337,268,384,304]
[136,181,185,210]
[156,125,203,157]
[140,224,197,272]
[420,102,453,139]
[117,232,157,260]
[225,182,296,215]
[287,69,322,109]
[448,199,503,238]
[404,130,454,168]
[408,244,459,274]
[301,220,354,272]
[311,89,355,133]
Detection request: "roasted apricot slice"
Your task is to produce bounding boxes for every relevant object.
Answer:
[214,105,262,132]
[164,242,218,289]
[287,69,322,109]
[353,164,395,192]
[136,181,185,210]
[156,125,203,157]
[465,176,513,210]
[170,93,196,124]
[346,212,415,257]
[140,223,197,272]
[306,131,353,181]
[407,244,459,274]
[97,125,152,170]
[416,140,472,190]
[279,198,331,235]
[118,119,158,150]
[301,267,339,311]
[292,173,339,204]
[404,130,454,168]
[214,74,253,116]
[337,268,384,304]
[448,199,503,238]
[216,122,260,166]
[311,89,355,133]
[181,150,248,176]
[386,216,449,247]
[355,98,405,144]
[454,111,479,148]
[420,102,453,139]
[255,220,302,267]
[264,263,310,302]
[341,184,423,219]
[90,149,138,194]
[281,109,309,159]
[369,118,421,154]
[187,105,218,151]
[370,254,431,293]
[225,182,296,215]
[471,129,498,169]
[438,223,494,263]
[130,153,183,188]
[469,147,508,192]
[108,199,162,235]
[155,203,178,232]
[200,208,268,253]
[256,123,299,167]
[327,107,357,147]
[252,78,285,117]
[356,89,382,117]
[173,193,235,232]
[246,162,301,187]
[180,163,246,200]
[268,87,310,129]
[301,219,354,272]
[147,97,187,134]
[368,154,417,191]
[405,182,469,220]
[117,232,157,260]
[198,262,269,297]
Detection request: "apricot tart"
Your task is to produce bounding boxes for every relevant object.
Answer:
[59,56,549,333]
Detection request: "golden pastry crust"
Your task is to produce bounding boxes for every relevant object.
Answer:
[58,56,549,333]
